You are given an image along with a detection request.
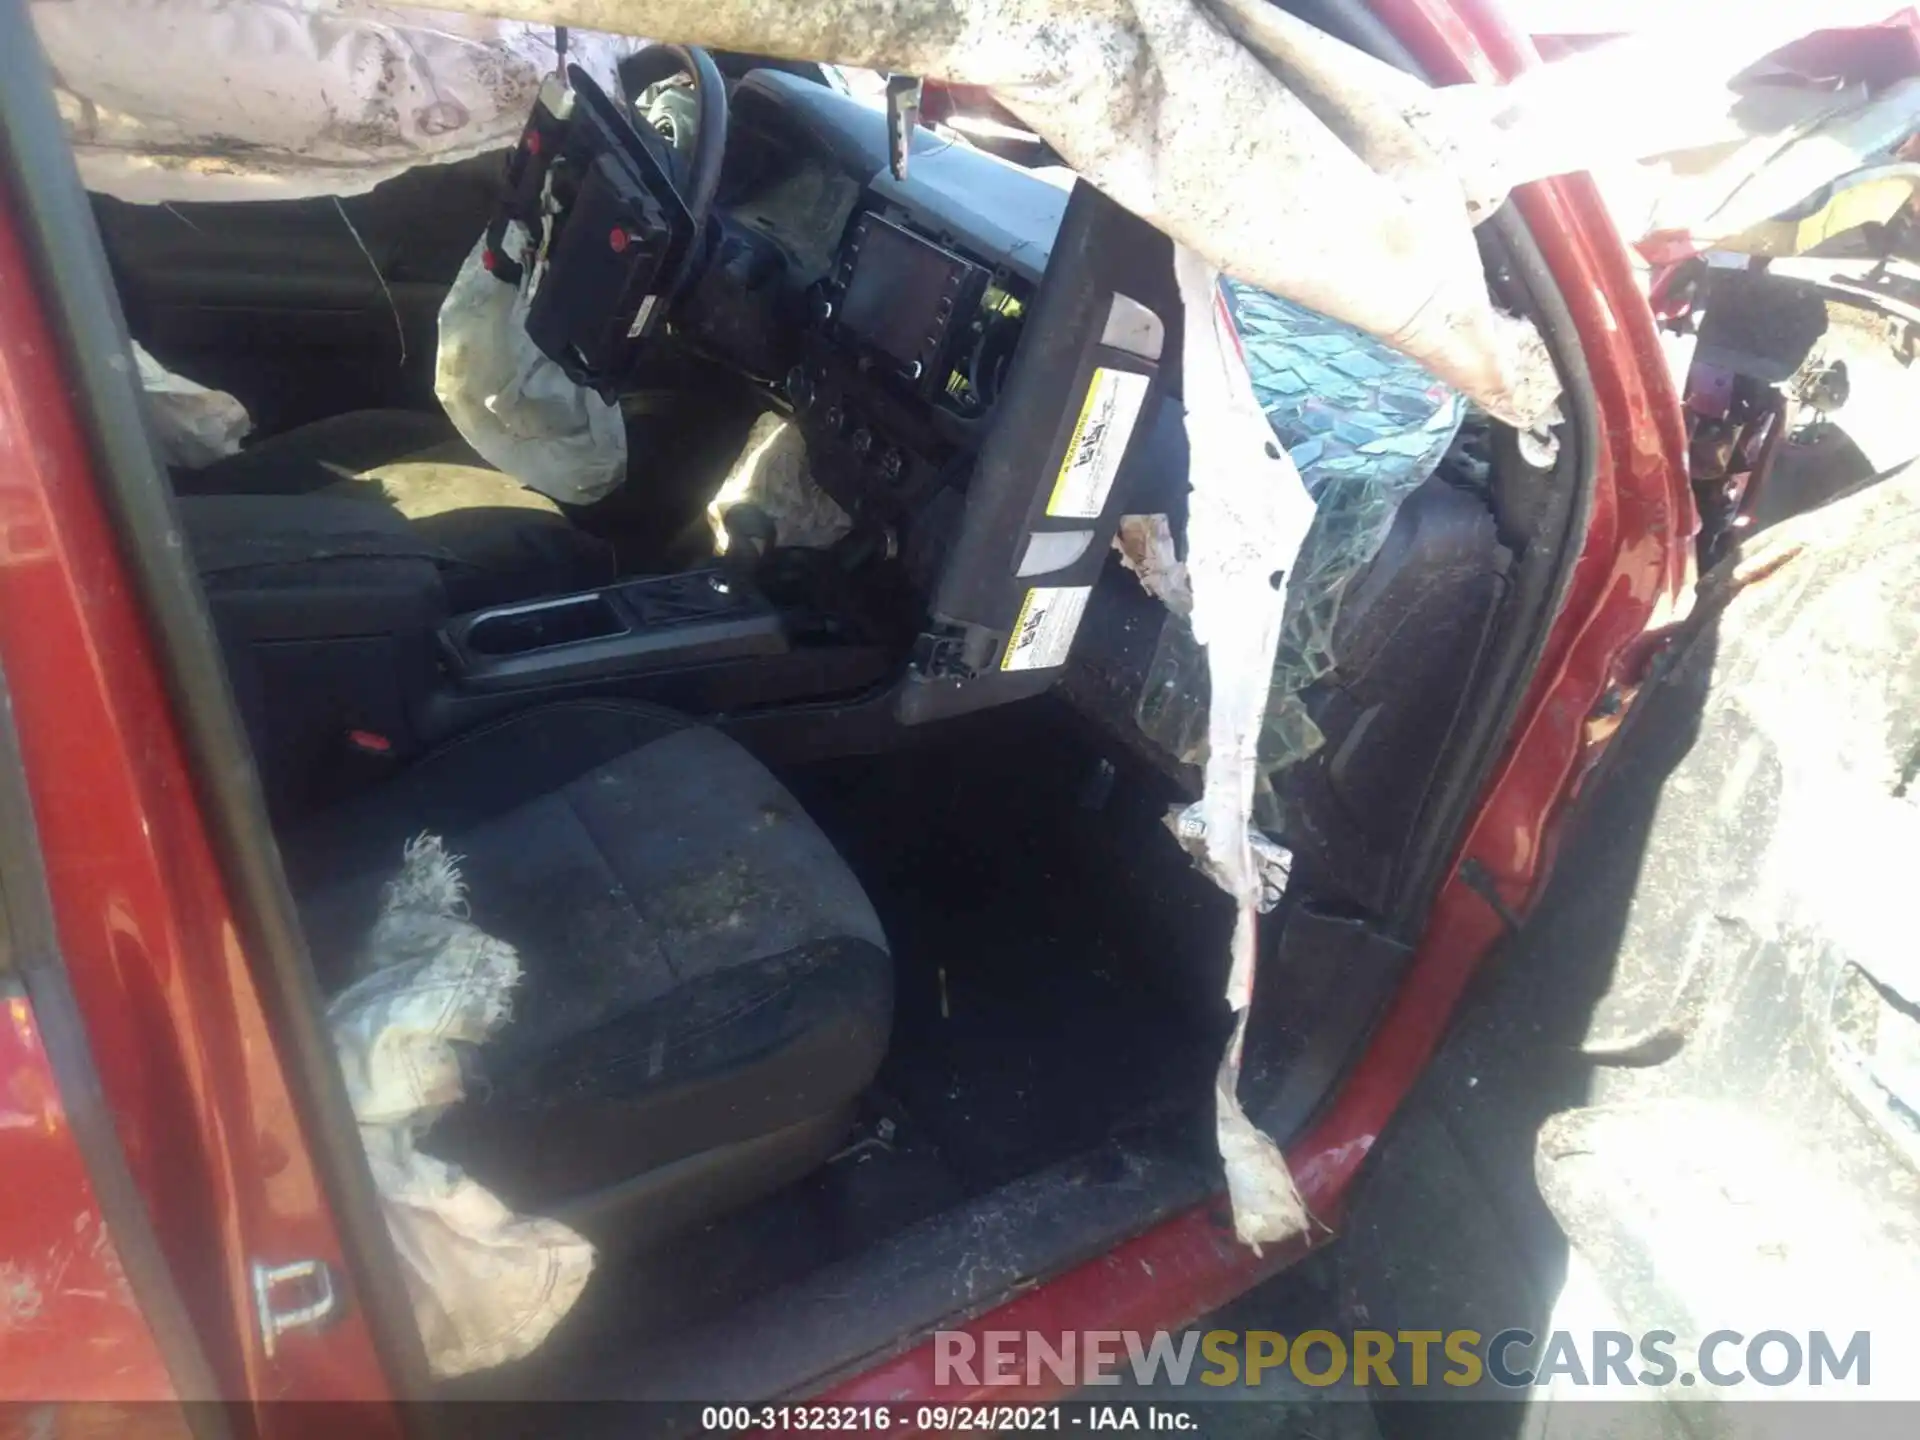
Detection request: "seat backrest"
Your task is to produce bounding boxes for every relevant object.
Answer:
[181,493,447,819]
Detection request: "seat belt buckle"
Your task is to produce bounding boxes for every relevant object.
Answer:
[339,727,403,789]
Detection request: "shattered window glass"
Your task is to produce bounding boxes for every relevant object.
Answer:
[1136,282,1466,815]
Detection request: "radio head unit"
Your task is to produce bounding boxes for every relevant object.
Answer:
[834,214,987,389]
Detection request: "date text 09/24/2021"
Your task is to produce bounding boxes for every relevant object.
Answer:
[700,1405,1194,1430]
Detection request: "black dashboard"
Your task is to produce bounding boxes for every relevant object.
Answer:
[491,57,1180,726]
[674,70,1075,580]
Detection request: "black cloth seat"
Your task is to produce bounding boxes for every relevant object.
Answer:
[283,701,892,1246]
[177,409,617,611]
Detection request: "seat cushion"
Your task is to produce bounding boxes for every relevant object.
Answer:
[175,409,465,497]
[315,446,619,610]
[177,409,617,609]
[283,702,891,1213]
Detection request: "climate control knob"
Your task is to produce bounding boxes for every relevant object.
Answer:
[877,448,905,484]
[784,366,814,411]
[850,427,875,458]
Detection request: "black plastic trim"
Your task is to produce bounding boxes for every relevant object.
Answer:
[1388,206,1600,933]
[0,2,434,1407]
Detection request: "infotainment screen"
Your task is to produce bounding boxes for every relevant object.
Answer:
[837,216,972,372]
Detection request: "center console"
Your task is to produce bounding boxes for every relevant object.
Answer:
[440,571,787,692]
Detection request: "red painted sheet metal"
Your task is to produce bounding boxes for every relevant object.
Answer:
[0,198,399,1420]
[0,994,172,1404]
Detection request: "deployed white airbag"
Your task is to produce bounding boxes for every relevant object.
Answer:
[132,343,252,468]
[327,835,595,1378]
[403,0,1561,429]
[707,411,853,553]
[435,228,629,504]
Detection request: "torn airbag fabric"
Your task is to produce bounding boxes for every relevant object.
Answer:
[327,834,595,1378]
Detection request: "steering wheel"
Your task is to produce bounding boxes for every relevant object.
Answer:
[617,44,729,237]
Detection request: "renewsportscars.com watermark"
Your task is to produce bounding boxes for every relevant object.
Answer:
[933,1329,1873,1391]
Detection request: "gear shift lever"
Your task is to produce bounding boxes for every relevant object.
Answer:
[720,503,778,582]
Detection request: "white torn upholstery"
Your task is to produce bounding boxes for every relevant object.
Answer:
[708,411,853,552]
[133,343,251,468]
[1173,246,1317,1248]
[327,834,595,1378]
[1113,513,1192,618]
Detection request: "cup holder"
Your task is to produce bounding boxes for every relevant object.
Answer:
[463,593,629,657]
[444,571,787,692]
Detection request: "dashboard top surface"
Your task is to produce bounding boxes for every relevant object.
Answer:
[731,70,1070,284]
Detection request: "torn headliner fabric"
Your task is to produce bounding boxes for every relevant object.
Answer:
[435,228,630,503]
[38,0,1567,429]
[45,2,1916,431]
[400,0,1565,428]
[33,0,646,204]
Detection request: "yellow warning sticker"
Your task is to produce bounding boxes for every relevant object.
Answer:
[1045,366,1150,519]
[1001,585,1093,672]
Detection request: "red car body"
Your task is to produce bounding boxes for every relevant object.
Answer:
[0,0,1693,1426]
